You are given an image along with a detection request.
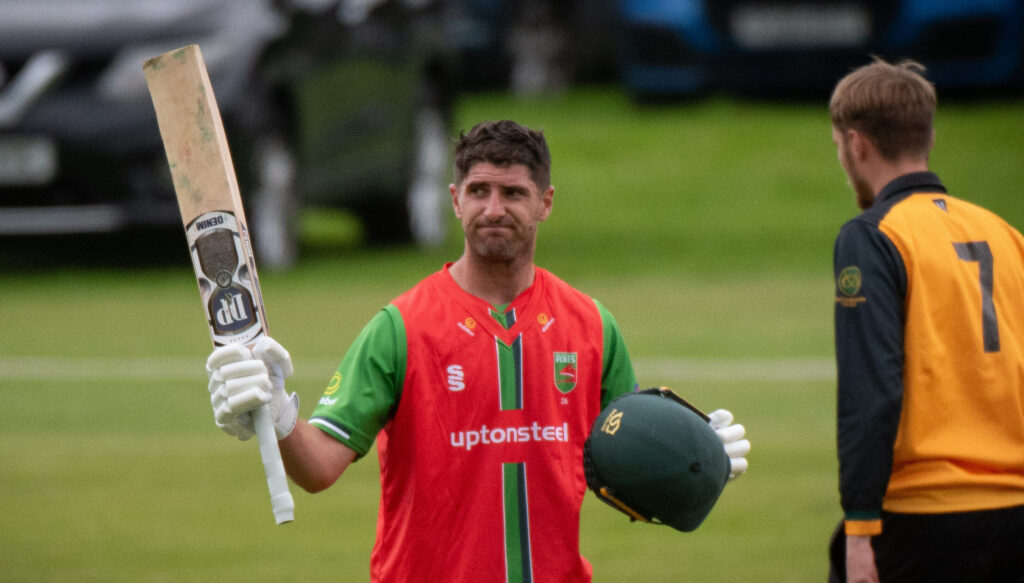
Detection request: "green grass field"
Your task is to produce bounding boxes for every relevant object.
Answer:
[2,87,1022,582]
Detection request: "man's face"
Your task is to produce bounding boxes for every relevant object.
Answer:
[832,126,874,210]
[451,162,553,263]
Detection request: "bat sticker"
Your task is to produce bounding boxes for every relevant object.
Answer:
[186,210,263,345]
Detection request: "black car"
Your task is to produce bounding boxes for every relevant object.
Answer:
[0,0,456,268]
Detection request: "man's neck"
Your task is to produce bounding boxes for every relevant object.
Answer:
[868,159,930,199]
[448,255,536,308]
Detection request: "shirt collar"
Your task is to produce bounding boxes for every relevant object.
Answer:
[875,171,946,204]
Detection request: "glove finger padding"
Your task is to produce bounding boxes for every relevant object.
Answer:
[217,412,256,441]
[252,337,293,384]
[706,409,750,481]
[220,362,272,415]
[222,384,271,419]
[206,343,270,441]
[208,372,255,440]
[707,408,734,430]
[251,336,298,439]
[220,359,270,384]
[724,438,751,457]
[715,423,746,445]
[210,390,257,441]
[206,343,251,373]
[727,456,749,477]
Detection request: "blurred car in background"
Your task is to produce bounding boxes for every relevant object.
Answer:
[620,0,1024,100]
[0,0,456,268]
[446,0,621,93]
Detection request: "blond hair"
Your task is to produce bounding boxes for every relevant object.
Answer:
[830,57,936,160]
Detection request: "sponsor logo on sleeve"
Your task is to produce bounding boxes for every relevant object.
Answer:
[319,372,341,406]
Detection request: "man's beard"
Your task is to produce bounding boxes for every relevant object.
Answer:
[467,220,535,263]
[850,172,873,209]
[842,147,874,210]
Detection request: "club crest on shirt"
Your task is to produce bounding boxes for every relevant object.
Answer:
[836,265,867,308]
[554,352,578,394]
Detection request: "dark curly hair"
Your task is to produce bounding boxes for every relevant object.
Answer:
[453,120,551,189]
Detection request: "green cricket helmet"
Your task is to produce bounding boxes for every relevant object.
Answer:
[582,387,730,532]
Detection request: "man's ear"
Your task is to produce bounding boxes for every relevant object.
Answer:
[847,129,866,160]
[847,129,878,163]
[538,185,554,221]
[450,183,461,220]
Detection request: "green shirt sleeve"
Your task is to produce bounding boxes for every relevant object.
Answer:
[309,304,407,458]
[595,299,638,409]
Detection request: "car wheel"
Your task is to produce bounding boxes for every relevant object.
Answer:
[249,131,299,270]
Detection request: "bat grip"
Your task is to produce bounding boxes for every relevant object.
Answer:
[253,404,295,524]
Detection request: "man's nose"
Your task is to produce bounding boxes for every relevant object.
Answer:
[483,192,505,219]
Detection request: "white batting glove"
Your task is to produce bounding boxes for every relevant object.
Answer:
[251,336,299,439]
[206,337,298,441]
[708,409,750,481]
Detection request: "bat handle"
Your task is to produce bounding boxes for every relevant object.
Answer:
[253,404,295,524]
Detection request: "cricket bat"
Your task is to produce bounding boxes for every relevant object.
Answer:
[143,44,294,524]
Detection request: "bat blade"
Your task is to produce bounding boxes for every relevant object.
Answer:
[144,44,294,525]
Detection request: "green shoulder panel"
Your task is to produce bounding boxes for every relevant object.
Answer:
[308,304,407,457]
[594,298,638,409]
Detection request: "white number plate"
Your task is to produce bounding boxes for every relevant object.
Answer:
[0,135,58,186]
[730,4,871,49]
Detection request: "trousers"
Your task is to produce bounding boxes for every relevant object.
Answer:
[828,505,1024,582]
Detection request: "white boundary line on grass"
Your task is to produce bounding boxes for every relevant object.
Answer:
[0,356,836,383]
[636,357,835,382]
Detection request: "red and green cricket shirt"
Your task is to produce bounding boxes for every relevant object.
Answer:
[310,264,638,582]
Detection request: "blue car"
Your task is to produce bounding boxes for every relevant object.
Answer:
[621,0,1024,99]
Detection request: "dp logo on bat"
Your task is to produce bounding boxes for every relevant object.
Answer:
[210,286,256,334]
